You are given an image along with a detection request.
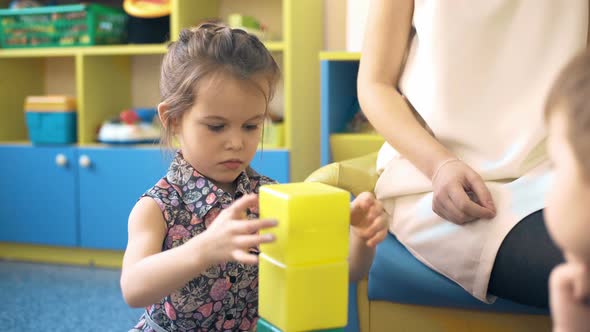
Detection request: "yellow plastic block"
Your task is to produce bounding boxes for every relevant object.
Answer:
[258,253,348,331]
[259,182,350,265]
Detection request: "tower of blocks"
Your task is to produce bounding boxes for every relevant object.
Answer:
[257,182,350,332]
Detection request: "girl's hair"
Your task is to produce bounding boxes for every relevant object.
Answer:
[545,50,590,181]
[159,22,281,148]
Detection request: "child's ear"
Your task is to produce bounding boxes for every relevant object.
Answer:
[158,102,181,131]
[157,102,169,129]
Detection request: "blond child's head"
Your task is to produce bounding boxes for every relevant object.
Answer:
[157,23,280,192]
[544,50,590,263]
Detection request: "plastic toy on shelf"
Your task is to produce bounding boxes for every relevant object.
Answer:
[0,3,127,48]
[24,95,77,145]
[228,13,267,40]
[123,0,170,19]
[123,0,170,44]
[97,108,161,145]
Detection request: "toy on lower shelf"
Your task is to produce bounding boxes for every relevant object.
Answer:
[97,108,161,144]
[258,182,350,332]
[24,95,77,145]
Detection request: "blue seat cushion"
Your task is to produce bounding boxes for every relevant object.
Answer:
[368,233,548,315]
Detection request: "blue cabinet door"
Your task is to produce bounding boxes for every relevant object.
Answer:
[77,147,169,250]
[0,145,78,246]
[77,148,288,250]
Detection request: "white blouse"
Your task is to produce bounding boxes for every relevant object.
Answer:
[374,0,587,302]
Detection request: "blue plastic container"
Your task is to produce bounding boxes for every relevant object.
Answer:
[25,112,77,144]
[135,108,157,123]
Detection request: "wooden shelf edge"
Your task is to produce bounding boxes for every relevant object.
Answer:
[319,51,361,61]
[0,41,284,58]
[0,44,168,58]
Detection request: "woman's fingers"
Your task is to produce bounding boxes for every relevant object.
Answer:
[448,185,494,220]
[431,159,496,224]
[467,173,497,215]
[435,192,471,224]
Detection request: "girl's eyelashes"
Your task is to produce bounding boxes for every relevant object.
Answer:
[204,122,262,132]
[207,124,225,132]
[244,123,261,131]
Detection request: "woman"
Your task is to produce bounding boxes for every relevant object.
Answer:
[357,0,588,307]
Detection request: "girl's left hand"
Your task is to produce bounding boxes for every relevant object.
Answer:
[350,192,388,248]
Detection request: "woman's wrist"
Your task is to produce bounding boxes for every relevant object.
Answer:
[416,141,456,179]
[431,158,462,182]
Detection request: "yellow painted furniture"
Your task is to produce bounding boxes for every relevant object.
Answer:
[0,0,322,180]
[259,183,350,331]
[305,153,552,332]
[0,0,324,258]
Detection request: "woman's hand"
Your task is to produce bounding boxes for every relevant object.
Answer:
[350,192,388,248]
[431,159,496,224]
[195,194,277,265]
[550,262,590,332]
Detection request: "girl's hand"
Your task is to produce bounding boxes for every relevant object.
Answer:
[196,194,277,266]
[550,262,590,332]
[431,159,496,224]
[350,192,388,248]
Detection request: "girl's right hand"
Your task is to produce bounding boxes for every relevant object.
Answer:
[431,159,496,224]
[195,194,277,265]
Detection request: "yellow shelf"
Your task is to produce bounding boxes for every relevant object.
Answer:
[319,51,361,61]
[0,41,284,58]
[0,44,167,58]
[264,41,285,52]
[84,44,168,56]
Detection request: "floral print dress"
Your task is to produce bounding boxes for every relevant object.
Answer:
[130,151,276,332]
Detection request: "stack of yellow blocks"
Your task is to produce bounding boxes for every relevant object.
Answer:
[258,182,351,332]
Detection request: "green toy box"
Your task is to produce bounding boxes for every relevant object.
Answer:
[0,4,127,48]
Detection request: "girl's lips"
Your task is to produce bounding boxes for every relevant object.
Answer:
[221,160,243,170]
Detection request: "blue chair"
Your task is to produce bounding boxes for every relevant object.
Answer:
[305,153,551,332]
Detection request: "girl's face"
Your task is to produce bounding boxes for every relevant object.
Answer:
[545,110,590,263]
[176,72,268,193]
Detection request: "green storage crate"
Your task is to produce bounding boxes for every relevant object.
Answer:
[0,4,127,48]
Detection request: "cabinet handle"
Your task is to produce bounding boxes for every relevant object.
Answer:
[79,155,92,168]
[55,153,68,167]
